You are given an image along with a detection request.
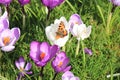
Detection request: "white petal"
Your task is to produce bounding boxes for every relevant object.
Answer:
[1,46,15,52]
[54,35,69,47]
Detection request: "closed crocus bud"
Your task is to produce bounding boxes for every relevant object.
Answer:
[18,0,30,6]
[84,48,92,56]
[110,0,120,6]
[0,0,12,6]
[41,0,64,10]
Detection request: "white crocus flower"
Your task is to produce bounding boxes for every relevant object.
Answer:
[72,24,92,41]
[45,17,69,47]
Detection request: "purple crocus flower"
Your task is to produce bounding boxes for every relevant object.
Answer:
[51,51,71,73]
[69,14,83,27]
[84,48,92,55]
[0,0,12,6]
[41,0,65,10]
[110,0,120,6]
[18,0,30,6]
[0,11,9,33]
[30,41,59,67]
[69,14,83,35]
[62,71,80,80]
[15,56,32,80]
[0,28,20,52]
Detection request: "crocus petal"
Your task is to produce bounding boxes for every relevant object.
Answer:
[54,35,69,47]
[110,0,120,6]
[84,48,92,55]
[30,51,40,62]
[62,71,74,79]
[40,42,50,55]
[0,0,12,6]
[41,0,64,9]
[25,62,32,71]
[49,45,59,60]
[19,56,25,69]
[7,28,20,46]
[16,73,22,80]
[69,14,83,27]
[45,25,57,43]
[2,19,9,29]
[15,60,20,70]
[62,66,71,73]
[1,46,15,52]
[26,71,32,75]
[30,41,40,53]
[70,77,80,80]
[35,61,47,67]
[0,11,8,19]
[18,0,30,6]
[11,28,20,41]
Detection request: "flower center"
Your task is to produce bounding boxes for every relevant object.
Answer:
[20,66,24,72]
[40,52,46,60]
[3,37,10,46]
[75,22,79,24]
[83,29,87,34]
[57,61,63,67]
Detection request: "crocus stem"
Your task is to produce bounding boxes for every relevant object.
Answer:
[106,12,112,36]
[0,50,2,59]
[81,40,85,68]
[106,5,116,36]
[5,6,9,18]
[21,6,26,31]
[107,73,120,78]
[40,66,44,78]
[81,40,86,79]
[75,40,80,57]
[62,46,66,51]
[52,72,58,80]
[46,8,52,26]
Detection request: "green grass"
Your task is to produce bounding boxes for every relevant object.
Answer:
[0,0,120,80]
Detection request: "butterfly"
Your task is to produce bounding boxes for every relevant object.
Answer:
[55,21,68,39]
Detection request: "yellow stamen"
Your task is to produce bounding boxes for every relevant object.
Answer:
[40,52,46,60]
[3,37,10,46]
[75,22,79,24]
[58,61,63,67]
[20,67,24,72]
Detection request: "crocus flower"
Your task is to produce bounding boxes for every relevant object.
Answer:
[45,17,69,47]
[41,0,64,10]
[110,0,120,6]
[62,71,80,80]
[71,24,92,41]
[0,28,20,52]
[84,48,92,55]
[0,0,12,6]
[69,14,83,35]
[15,56,32,80]
[18,0,30,6]
[30,41,59,67]
[51,51,71,73]
[0,11,9,33]
[69,14,83,28]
